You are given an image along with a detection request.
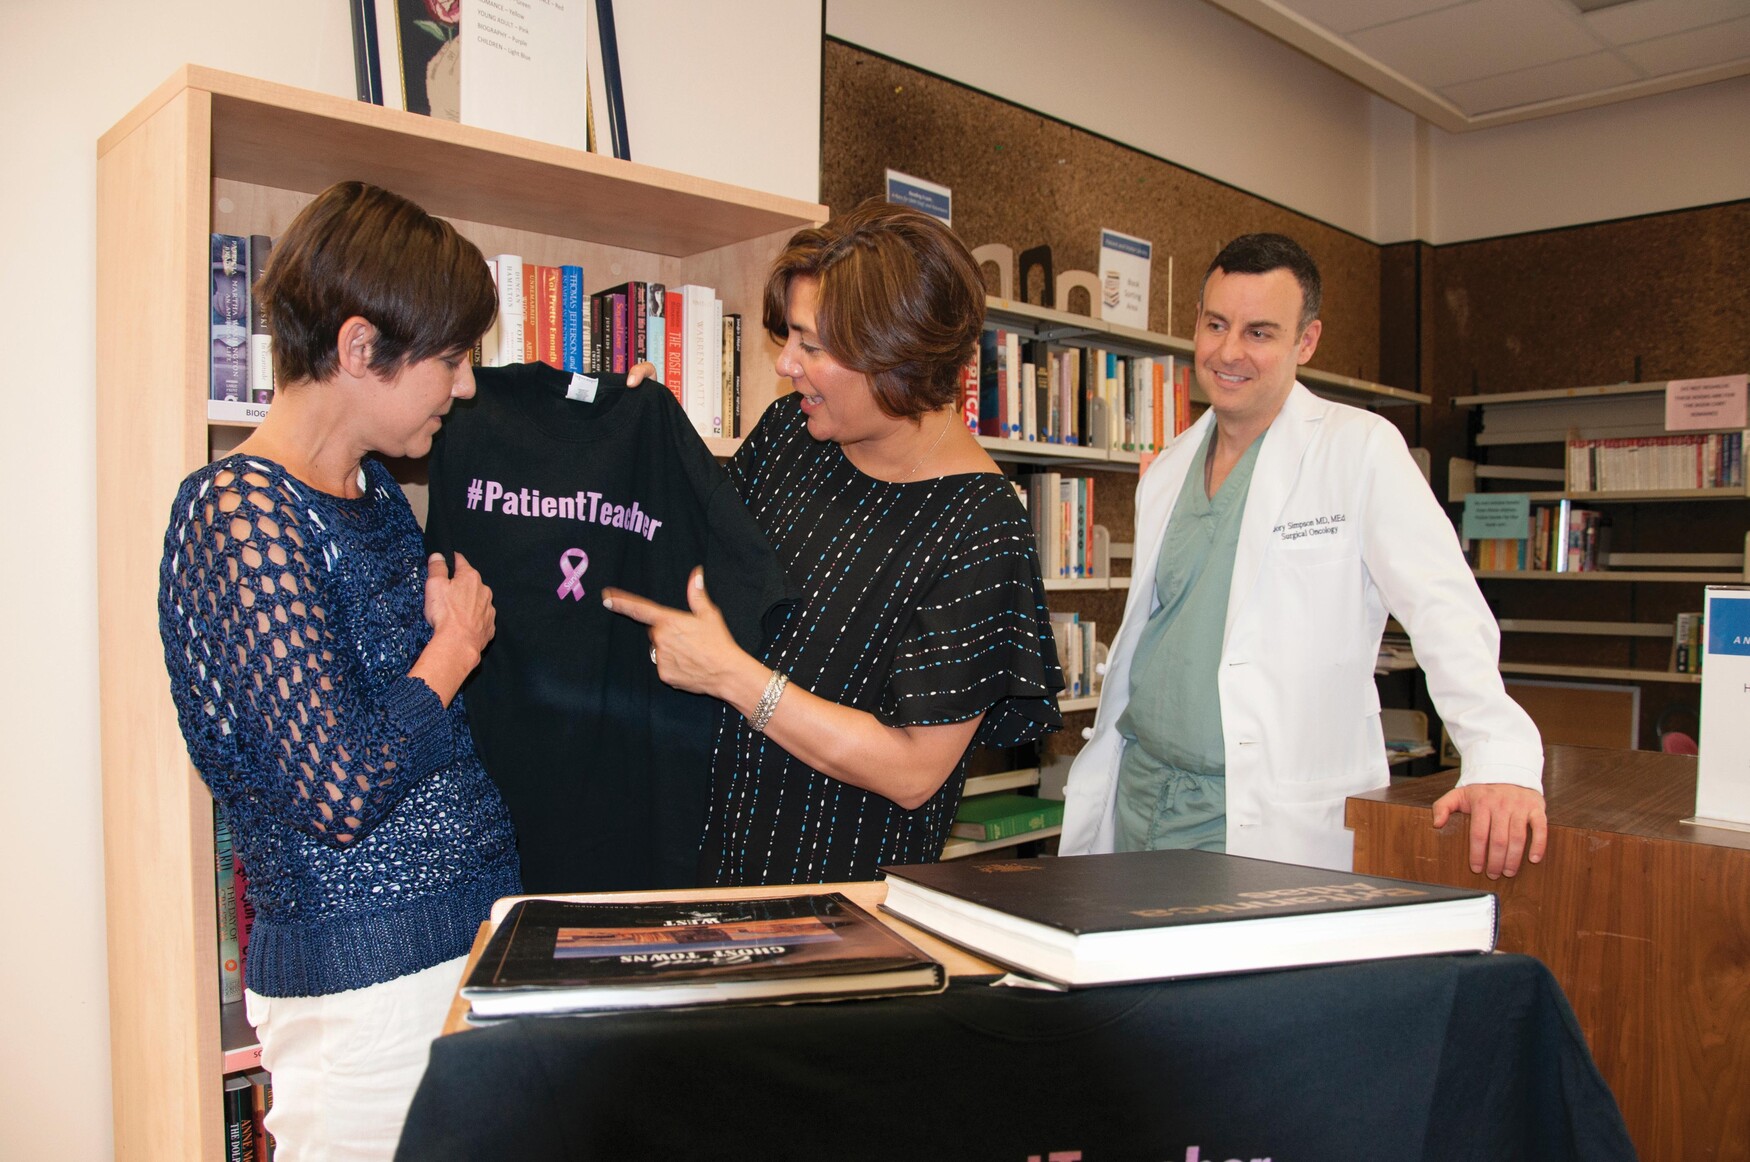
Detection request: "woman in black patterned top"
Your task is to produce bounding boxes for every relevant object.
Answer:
[604,200,1063,884]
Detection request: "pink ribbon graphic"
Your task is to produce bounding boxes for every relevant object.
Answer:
[556,548,590,600]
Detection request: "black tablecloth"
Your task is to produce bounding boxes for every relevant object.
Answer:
[397,953,1633,1161]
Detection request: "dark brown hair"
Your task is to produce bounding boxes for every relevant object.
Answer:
[256,181,496,384]
[1204,232,1323,332]
[762,199,985,419]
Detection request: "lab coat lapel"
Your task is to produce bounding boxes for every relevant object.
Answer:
[1223,383,1325,647]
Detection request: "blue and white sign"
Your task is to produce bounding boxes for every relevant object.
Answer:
[885,170,952,225]
[1696,585,1750,828]
[1099,228,1152,329]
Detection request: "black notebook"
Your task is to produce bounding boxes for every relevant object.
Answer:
[880,850,1497,988]
[461,893,946,1018]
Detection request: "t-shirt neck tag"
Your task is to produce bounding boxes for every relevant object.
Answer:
[566,374,600,403]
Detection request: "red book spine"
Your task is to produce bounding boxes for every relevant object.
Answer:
[664,290,684,404]
[522,262,538,363]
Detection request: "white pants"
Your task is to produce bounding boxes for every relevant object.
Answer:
[244,955,466,1162]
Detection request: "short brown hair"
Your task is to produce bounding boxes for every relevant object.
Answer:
[762,199,985,419]
[256,181,496,384]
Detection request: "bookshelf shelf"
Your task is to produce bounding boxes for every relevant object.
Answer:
[963,768,1041,797]
[940,825,1063,862]
[1474,570,1746,584]
[97,65,826,1161]
[1058,695,1100,714]
[218,1002,261,1075]
[1498,662,1701,685]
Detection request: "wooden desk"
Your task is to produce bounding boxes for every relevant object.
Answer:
[1347,745,1750,1162]
[442,881,1002,1036]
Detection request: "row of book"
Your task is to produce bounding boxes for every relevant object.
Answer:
[971,330,1193,452]
[1672,611,1705,674]
[1050,611,1102,700]
[223,1070,273,1161]
[1470,501,1611,572]
[213,805,255,1006]
[209,234,277,423]
[1016,471,1098,579]
[1566,431,1745,492]
[483,261,744,439]
[207,233,745,441]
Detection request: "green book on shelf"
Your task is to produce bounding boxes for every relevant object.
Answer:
[951,793,1063,842]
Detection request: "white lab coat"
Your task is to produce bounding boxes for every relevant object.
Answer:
[1060,383,1543,869]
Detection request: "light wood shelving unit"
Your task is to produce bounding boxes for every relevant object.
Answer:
[96,65,825,1161]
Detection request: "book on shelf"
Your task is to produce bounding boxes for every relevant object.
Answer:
[492,254,524,368]
[663,288,685,407]
[560,265,585,373]
[674,284,718,438]
[213,804,242,1005]
[222,1073,257,1162]
[722,312,742,439]
[246,235,274,405]
[1672,611,1704,674]
[461,893,945,1019]
[645,283,667,381]
[951,792,1064,842]
[247,1071,273,1161]
[536,265,563,369]
[878,849,1498,989]
[521,262,539,364]
[210,234,250,407]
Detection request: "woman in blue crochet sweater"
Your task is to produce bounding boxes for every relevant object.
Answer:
[159,181,520,1160]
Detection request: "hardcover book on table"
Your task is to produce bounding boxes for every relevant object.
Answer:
[461,893,946,1018]
[879,849,1498,988]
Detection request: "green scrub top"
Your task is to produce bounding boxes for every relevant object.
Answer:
[1114,424,1264,852]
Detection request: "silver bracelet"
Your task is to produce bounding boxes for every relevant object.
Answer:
[750,669,789,734]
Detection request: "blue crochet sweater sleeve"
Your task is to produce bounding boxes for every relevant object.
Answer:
[161,458,457,847]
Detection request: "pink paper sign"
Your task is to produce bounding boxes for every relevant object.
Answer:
[1666,375,1748,432]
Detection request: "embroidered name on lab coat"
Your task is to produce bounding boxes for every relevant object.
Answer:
[1273,512,1348,545]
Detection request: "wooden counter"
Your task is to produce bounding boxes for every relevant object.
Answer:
[1346,745,1750,1162]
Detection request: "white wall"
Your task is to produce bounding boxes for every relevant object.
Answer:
[826,0,1749,245]
[828,0,1384,239]
[0,3,816,1159]
[1428,74,1750,244]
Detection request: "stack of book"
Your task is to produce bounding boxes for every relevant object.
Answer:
[950,792,1064,843]
[457,894,945,1022]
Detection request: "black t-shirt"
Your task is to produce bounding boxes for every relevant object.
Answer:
[426,364,793,893]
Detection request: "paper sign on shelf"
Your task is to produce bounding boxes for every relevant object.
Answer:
[1694,585,1750,830]
[1665,374,1748,433]
[885,170,951,225]
[1461,493,1530,541]
[1098,228,1151,329]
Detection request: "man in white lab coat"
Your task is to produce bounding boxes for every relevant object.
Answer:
[1060,234,1546,876]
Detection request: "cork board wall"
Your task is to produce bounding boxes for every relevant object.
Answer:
[821,40,1386,387]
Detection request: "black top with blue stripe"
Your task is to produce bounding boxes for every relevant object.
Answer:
[702,395,1064,884]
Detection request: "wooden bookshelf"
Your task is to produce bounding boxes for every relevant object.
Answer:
[95,65,825,1161]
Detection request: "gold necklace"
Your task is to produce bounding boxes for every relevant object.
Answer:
[898,411,953,481]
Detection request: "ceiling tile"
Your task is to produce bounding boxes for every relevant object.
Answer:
[1269,0,1462,35]
[1349,0,1604,88]
[1584,0,1750,45]
[1441,50,1641,113]
[1619,14,1750,71]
